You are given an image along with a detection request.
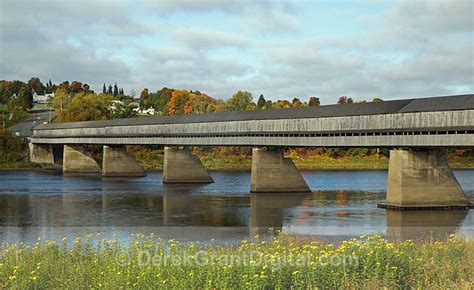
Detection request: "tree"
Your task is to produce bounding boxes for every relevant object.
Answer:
[7,97,21,121]
[51,87,71,111]
[113,83,119,96]
[337,96,353,104]
[140,88,149,102]
[17,86,33,109]
[256,94,266,109]
[107,85,113,95]
[265,100,273,109]
[308,96,320,106]
[82,83,90,93]
[372,97,383,103]
[292,98,302,107]
[145,87,174,115]
[225,91,254,111]
[45,79,56,94]
[272,100,291,108]
[56,92,113,122]
[183,93,215,114]
[168,89,191,115]
[27,77,45,95]
[69,81,83,93]
[103,84,107,94]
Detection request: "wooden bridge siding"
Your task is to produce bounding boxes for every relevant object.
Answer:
[33,110,474,139]
[30,134,474,147]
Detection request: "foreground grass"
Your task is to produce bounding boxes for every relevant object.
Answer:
[1,234,472,288]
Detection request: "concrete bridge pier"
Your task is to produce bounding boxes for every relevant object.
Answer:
[163,146,214,183]
[383,149,472,209]
[63,145,101,174]
[250,148,311,193]
[29,143,54,164]
[102,145,146,177]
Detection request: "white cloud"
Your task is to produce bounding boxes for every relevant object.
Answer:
[174,27,248,48]
[0,0,472,103]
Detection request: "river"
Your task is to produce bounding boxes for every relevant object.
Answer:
[0,170,473,244]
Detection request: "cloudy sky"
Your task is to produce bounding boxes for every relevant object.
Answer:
[0,0,472,104]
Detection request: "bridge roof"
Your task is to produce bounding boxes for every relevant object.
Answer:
[36,94,474,130]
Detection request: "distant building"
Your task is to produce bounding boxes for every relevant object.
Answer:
[32,90,54,104]
[133,105,156,116]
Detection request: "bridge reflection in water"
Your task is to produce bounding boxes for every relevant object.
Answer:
[0,174,471,244]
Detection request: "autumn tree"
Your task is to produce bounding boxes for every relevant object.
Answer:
[272,100,291,108]
[337,96,353,104]
[372,97,383,103]
[51,87,71,111]
[69,81,83,93]
[56,92,113,122]
[168,89,191,115]
[292,98,303,107]
[308,96,320,106]
[140,88,149,102]
[183,93,215,114]
[225,91,254,111]
[211,99,226,112]
[144,87,174,115]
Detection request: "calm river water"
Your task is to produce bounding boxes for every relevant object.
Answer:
[0,170,473,244]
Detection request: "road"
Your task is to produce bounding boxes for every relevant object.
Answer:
[10,104,55,138]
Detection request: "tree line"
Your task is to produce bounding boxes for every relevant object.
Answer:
[0,77,385,124]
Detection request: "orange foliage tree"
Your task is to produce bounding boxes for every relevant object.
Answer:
[168,89,191,115]
[183,93,215,114]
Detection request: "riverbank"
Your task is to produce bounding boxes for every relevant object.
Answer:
[2,154,474,171]
[134,152,474,170]
[1,234,472,288]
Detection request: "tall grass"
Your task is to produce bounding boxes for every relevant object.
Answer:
[1,234,472,288]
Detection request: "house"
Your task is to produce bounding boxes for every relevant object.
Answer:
[32,90,54,103]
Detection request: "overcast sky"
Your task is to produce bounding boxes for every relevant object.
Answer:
[0,0,472,104]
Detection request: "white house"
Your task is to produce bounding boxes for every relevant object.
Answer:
[32,90,54,104]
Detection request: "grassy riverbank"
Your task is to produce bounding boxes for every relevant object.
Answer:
[1,144,474,170]
[1,234,472,288]
[130,148,474,170]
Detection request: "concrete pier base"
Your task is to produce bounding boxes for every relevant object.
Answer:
[384,149,471,208]
[163,147,213,183]
[63,145,101,174]
[102,146,145,177]
[29,143,54,164]
[250,148,310,193]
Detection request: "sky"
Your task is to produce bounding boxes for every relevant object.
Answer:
[0,0,472,104]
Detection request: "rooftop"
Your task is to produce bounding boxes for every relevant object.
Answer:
[36,94,474,130]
